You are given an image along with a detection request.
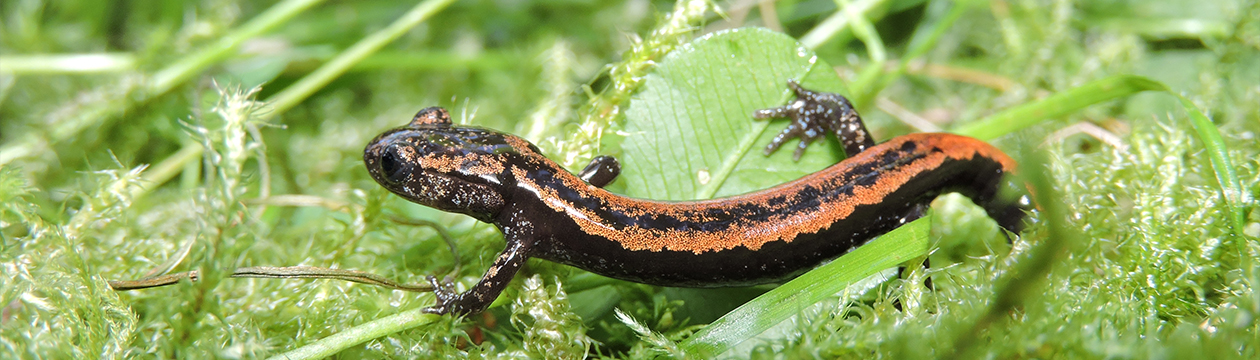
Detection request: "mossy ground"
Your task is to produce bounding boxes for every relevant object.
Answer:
[1,0,1257,358]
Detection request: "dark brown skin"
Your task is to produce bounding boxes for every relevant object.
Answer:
[363,81,1026,315]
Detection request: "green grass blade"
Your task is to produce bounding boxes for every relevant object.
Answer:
[870,0,972,101]
[150,0,328,93]
[266,309,440,360]
[954,74,1247,238]
[1172,94,1249,236]
[954,74,1166,140]
[264,0,457,118]
[844,0,888,109]
[0,53,136,74]
[679,218,930,358]
[799,0,887,49]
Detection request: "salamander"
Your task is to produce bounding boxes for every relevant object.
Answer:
[363,80,1026,315]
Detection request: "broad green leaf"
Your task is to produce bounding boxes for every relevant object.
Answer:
[620,27,849,200]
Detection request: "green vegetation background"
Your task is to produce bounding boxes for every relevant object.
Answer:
[1,0,1258,358]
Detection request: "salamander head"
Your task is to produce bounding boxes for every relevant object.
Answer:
[364,107,524,221]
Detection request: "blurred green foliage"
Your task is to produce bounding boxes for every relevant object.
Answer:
[1,0,1257,358]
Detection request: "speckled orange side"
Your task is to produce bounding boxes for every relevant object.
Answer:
[510,133,1015,254]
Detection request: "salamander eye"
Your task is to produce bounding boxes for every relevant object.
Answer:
[379,144,408,183]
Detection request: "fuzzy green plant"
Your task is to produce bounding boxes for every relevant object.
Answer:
[2,0,1257,359]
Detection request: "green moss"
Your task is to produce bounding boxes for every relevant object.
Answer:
[1,0,1257,358]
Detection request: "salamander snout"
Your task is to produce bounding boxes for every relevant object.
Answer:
[362,109,521,221]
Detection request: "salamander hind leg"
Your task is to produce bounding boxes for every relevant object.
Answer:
[753,79,874,160]
[984,196,1030,237]
[897,203,933,290]
[972,173,1032,237]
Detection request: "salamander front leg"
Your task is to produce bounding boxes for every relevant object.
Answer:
[578,155,621,188]
[424,234,534,316]
[753,79,874,160]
